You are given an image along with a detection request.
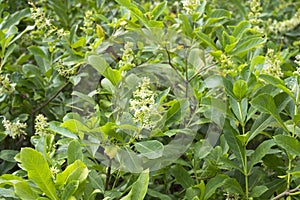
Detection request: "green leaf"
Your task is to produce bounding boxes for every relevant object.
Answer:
[259,74,296,102]
[223,178,244,195]
[232,20,251,39]
[147,189,172,200]
[61,180,79,200]
[135,140,164,159]
[248,114,273,143]
[170,165,194,189]
[121,169,149,200]
[249,140,275,172]
[15,181,40,200]
[48,121,78,139]
[230,37,265,55]
[204,174,228,200]
[250,185,268,198]
[71,37,86,49]
[251,94,289,133]
[223,120,246,168]
[103,67,122,85]
[179,14,193,37]
[56,160,89,189]
[88,170,104,193]
[28,46,47,59]
[20,148,58,200]
[233,80,248,100]
[197,31,218,51]
[87,55,109,74]
[0,188,16,198]
[274,135,300,156]
[0,150,18,162]
[61,119,90,134]
[67,140,83,165]
[165,99,187,126]
[250,56,265,71]
[151,1,167,20]
[0,8,30,30]
[71,91,96,106]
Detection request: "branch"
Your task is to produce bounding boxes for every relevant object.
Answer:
[188,62,218,82]
[32,81,69,114]
[30,81,69,133]
[272,187,300,200]
[164,46,185,81]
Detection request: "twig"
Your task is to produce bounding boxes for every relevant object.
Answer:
[164,46,185,81]
[105,158,112,190]
[188,62,218,82]
[30,81,69,133]
[272,187,300,200]
[32,81,69,114]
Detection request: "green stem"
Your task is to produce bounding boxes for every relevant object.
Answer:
[244,145,249,199]
[287,157,292,190]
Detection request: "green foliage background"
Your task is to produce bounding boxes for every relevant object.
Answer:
[1,0,300,199]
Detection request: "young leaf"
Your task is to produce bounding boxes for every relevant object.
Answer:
[151,1,167,20]
[233,80,248,100]
[20,148,58,200]
[274,135,300,156]
[48,121,78,139]
[56,160,89,189]
[121,169,149,200]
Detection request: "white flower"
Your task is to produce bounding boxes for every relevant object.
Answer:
[2,119,27,139]
[129,77,157,129]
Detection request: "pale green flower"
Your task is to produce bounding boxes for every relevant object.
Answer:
[262,49,283,78]
[0,74,16,95]
[35,114,49,136]
[129,77,157,129]
[2,119,27,139]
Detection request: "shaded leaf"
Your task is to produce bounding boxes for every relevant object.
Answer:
[274,135,300,156]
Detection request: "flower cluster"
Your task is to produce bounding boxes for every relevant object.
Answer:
[55,60,80,78]
[81,10,95,35]
[247,0,264,34]
[0,74,16,95]
[271,9,300,33]
[182,0,201,15]
[34,114,49,136]
[2,119,27,139]
[293,54,300,76]
[248,0,262,24]
[129,77,157,129]
[28,1,66,39]
[262,49,283,78]
[118,42,136,71]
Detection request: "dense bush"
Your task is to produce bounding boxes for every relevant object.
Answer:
[1,0,300,199]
